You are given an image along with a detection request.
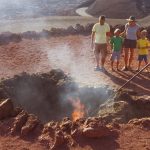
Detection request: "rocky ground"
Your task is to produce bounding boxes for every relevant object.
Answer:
[0,73,150,150]
[0,26,149,149]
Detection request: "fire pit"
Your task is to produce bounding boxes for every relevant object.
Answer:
[0,69,112,123]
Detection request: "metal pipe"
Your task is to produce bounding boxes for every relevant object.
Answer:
[117,62,150,92]
[92,63,150,116]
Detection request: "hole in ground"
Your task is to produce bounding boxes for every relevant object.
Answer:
[0,69,113,123]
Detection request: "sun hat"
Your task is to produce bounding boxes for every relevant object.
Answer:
[114,28,121,34]
[126,16,137,22]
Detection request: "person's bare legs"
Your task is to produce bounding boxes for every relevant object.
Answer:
[129,48,134,69]
[111,60,114,71]
[144,59,148,72]
[101,55,106,68]
[144,59,148,66]
[101,44,107,69]
[94,50,100,68]
[124,48,129,69]
[137,60,142,71]
[94,44,100,68]
[117,60,119,70]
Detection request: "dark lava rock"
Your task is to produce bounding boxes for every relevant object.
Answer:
[0,98,14,120]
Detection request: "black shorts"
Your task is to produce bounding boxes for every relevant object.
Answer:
[124,39,137,49]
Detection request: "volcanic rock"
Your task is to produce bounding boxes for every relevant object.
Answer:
[39,29,51,38]
[21,114,40,136]
[75,24,85,33]
[98,100,133,123]
[84,23,94,33]
[38,124,54,147]
[0,70,77,122]
[0,32,22,45]
[11,110,28,134]
[11,107,23,117]
[60,117,72,133]
[113,90,137,103]
[128,118,150,130]
[82,117,111,138]
[21,31,38,40]
[98,90,150,123]
[51,130,65,150]
[66,26,77,34]
[0,98,14,120]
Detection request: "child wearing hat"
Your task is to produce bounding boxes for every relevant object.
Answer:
[136,30,150,71]
[110,28,123,71]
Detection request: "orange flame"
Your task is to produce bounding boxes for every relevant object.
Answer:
[71,98,85,121]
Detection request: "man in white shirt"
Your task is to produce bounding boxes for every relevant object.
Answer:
[91,15,110,71]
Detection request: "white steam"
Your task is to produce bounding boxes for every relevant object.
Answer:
[46,40,105,86]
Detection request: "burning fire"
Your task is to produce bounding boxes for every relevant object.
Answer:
[70,98,85,121]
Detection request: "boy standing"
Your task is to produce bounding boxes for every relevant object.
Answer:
[137,30,149,71]
[110,28,123,71]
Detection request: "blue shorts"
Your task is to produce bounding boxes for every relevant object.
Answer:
[111,51,121,61]
[138,55,148,62]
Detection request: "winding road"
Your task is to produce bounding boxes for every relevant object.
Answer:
[1,3,150,33]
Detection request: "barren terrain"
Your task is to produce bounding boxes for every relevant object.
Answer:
[0,0,150,149]
[0,35,149,93]
[0,33,149,150]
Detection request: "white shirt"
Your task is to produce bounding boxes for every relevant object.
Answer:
[92,23,110,44]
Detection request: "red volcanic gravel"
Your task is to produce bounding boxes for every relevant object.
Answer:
[0,35,150,150]
[0,35,149,94]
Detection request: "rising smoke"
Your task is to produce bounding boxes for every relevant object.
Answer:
[0,0,113,122]
[44,38,112,118]
[46,39,105,86]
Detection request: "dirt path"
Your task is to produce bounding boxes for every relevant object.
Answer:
[76,7,93,17]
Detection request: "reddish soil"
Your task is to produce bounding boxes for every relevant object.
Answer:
[117,124,150,150]
[0,35,150,150]
[0,35,149,94]
[0,136,46,150]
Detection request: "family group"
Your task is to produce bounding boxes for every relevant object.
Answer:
[91,15,150,72]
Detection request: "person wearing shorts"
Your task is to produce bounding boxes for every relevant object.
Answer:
[121,16,140,71]
[91,15,110,71]
[110,29,123,71]
[136,30,150,71]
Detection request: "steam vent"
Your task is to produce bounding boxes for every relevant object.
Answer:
[0,27,150,149]
[0,0,150,149]
[0,69,112,122]
[0,69,150,149]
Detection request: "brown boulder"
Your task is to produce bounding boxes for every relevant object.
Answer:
[82,118,111,138]
[0,99,14,120]
[51,130,65,150]
[128,118,150,129]
[60,117,72,133]
[82,126,110,138]
[75,24,85,33]
[11,110,28,134]
[21,114,40,136]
